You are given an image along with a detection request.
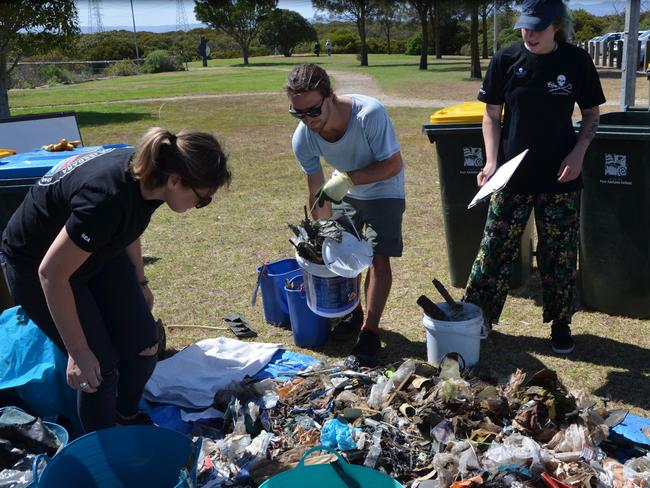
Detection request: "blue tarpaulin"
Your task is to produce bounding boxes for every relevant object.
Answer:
[0,306,79,432]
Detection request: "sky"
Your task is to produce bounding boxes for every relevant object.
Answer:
[77,0,316,31]
[76,0,633,32]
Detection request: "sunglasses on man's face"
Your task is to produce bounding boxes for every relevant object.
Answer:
[288,97,325,119]
[191,187,212,209]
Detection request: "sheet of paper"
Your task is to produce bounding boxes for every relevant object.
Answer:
[467,149,529,209]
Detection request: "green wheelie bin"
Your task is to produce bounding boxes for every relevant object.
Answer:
[422,102,533,289]
[579,111,650,319]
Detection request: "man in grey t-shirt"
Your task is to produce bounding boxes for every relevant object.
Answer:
[286,64,406,364]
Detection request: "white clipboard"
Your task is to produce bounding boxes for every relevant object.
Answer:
[467,149,529,209]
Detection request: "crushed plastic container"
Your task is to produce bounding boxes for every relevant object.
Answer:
[422,103,533,288]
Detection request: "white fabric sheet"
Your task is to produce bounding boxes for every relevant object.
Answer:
[144,337,280,408]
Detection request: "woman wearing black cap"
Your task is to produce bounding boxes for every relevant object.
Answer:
[0,128,231,432]
[463,0,605,354]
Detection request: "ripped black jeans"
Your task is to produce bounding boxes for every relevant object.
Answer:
[1,251,158,433]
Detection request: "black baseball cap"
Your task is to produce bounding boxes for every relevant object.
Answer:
[515,0,565,32]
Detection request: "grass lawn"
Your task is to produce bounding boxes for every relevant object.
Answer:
[194,53,648,105]
[6,58,650,418]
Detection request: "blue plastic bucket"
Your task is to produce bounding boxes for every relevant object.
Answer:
[285,276,331,347]
[256,258,302,326]
[296,255,360,318]
[31,425,192,488]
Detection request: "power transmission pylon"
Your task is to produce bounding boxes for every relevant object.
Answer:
[176,0,190,32]
[88,0,104,34]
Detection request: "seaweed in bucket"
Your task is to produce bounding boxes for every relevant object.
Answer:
[288,206,345,264]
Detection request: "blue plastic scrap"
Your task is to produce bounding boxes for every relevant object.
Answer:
[251,349,320,381]
[611,412,650,447]
[320,418,358,451]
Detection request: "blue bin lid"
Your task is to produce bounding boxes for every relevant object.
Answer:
[0,144,131,180]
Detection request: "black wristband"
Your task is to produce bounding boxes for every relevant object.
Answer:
[140,277,149,287]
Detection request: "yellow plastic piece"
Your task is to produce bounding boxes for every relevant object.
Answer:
[40,139,81,152]
[0,148,17,158]
[429,101,489,124]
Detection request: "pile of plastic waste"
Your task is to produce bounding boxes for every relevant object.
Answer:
[193,357,650,487]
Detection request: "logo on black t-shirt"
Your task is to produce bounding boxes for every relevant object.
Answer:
[515,67,527,78]
[39,148,116,186]
[547,74,572,95]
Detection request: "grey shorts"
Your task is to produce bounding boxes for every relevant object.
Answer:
[333,197,405,257]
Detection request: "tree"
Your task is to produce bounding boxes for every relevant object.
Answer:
[194,0,277,66]
[0,1,78,118]
[409,0,434,70]
[429,0,441,59]
[468,0,481,79]
[481,1,489,59]
[258,9,317,57]
[572,9,607,41]
[374,0,406,55]
[312,0,379,66]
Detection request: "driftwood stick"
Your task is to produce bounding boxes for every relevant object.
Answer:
[166,324,228,331]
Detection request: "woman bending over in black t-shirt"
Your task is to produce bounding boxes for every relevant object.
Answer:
[0,127,231,432]
[463,0,605,355]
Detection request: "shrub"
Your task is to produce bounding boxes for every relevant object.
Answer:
[38,65,73,85]
[142,50,184,74]
[105,59,141,77]
[330,29,360,54]
[405,32,422,55]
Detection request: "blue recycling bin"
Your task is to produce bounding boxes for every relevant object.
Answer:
[0,144,130,310]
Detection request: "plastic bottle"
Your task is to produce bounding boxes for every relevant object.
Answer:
[364,427,383,468]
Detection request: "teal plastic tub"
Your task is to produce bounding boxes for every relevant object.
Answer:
[260,445,404,488]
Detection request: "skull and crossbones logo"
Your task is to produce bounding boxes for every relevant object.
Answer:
[547,74,572,95]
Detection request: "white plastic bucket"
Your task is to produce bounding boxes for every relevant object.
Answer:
[422,302,488,367]
[296,254,360,318]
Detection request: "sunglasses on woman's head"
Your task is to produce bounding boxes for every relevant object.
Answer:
[288,97,325,119]
[191,187,212,209]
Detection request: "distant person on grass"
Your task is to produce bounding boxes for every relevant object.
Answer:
[325,40,332,56]
[285,63,405,365]
[463,0,605,354]
[0,128,231,432]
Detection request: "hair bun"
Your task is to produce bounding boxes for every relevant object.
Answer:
[169,134,177,144]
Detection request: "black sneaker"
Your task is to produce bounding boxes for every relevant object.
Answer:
[550,321,575,354]
[351,330,381,357]
[331,307,364,341]
[116,410,155,426]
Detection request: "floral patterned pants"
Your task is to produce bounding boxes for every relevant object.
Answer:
[463,191,580,326]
